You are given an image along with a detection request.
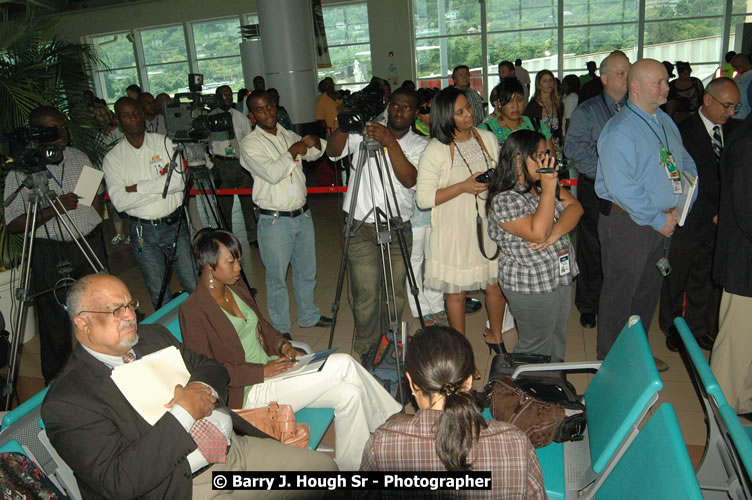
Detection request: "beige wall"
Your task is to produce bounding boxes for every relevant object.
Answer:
[55,0,416,84]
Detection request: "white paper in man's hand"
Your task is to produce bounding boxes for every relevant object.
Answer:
[111,346,190,425]
[73,165,104,207]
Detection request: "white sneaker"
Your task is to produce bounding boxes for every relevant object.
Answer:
[111,233,125,245]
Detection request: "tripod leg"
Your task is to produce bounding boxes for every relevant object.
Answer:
[3,199,40,410]
[327,143,372,351]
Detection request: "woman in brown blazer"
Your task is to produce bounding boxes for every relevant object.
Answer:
[178,228,401,471]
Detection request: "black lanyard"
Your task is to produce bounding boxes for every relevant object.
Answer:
[626,103,670,153]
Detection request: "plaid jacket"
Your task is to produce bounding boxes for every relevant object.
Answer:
[360,409,545,499]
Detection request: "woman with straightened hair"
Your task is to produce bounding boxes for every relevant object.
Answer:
[481,77,555,151]
[524,70,563,155]
[178,228,402,471]
[415,86,507,357]
[360,325,545,498]
[486,130,582,361]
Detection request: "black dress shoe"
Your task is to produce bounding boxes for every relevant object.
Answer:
[696,334,715,351]
[665,334,680,352]
[302,315,333,328]
[579,313,596,329]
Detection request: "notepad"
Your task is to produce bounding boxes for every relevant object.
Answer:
[73,165,104,207]
[676,170,698,227]
[110,346,190,426]
[264,347,339,381]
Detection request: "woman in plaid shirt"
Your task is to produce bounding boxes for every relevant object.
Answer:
[487,130,583,361]
[360,325,545,498]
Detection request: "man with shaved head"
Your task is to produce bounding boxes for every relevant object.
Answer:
[41,274,336,498]
[594,59,698,367]
[660,78,740,352]
[3,106,107,383]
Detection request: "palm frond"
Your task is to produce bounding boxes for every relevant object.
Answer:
[0,5,107,266]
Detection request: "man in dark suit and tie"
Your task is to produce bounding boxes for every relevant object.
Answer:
[42,274,335,499]
[660,77,740,352]
[711,112,752,415]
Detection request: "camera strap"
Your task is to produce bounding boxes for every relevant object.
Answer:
[453,132,500,261]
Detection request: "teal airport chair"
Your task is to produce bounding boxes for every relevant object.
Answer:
[596,403,703,499]
[510,315,663,499]
[674,317,752,499]
[0,392,81,498]
[142,293,335,451]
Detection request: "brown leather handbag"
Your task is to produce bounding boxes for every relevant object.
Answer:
[235,402,311,448]
[486,376,584,448]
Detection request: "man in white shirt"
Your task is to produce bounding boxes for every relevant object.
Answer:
[326,87,428,359]
[103,97,197,308]
[210,85,257,245]
[240,90,332,337]
[3,106,107,384]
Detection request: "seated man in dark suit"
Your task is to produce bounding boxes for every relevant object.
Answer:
[42,274,336,499]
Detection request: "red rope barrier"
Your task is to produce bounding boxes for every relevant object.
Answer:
[104,180,577,199]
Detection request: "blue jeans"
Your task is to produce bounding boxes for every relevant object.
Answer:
[257,211,320,332]
[128,219,197,308]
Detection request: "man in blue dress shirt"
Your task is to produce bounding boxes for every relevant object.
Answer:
[595,59,698,368]
[565,50,630,331]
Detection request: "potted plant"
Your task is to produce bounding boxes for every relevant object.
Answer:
[0,6,106,342]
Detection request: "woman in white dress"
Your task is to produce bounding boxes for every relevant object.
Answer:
[415,86,506,355]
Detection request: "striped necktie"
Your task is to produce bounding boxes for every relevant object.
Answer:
[122,351,136,363]
[711,125,723,160]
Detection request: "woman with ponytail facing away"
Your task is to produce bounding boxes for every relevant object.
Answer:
[360,326,544,498]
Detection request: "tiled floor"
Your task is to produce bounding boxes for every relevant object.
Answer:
[11,193,709,457]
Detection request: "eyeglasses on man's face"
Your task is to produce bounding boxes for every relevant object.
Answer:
[708,93,741,114]
[78,299,139,319]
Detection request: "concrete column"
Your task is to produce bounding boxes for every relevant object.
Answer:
[257,0,318,124]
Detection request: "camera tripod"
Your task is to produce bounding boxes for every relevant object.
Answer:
[2,171,105,410]
[157,142,250,307]
[327,136,425,406]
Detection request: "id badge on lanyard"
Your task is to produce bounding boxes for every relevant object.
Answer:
[558,250,571,276]
[660,144,682,195]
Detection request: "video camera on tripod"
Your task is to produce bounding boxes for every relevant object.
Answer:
[1,127,64,174]
[162,73,232,142]
[336,76,390,134]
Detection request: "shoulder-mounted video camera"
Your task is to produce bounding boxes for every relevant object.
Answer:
[163,73,232,142]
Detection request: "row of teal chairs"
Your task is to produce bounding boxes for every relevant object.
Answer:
[674,316,752,499]
[510,315,701,499]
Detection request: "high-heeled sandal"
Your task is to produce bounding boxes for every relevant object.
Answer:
[483,328,507,355]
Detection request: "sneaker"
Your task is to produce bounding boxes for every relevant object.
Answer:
[123,235,131,245]
[111,233,125,245]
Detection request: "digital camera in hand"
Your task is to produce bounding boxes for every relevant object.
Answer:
[476,168,496,183]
